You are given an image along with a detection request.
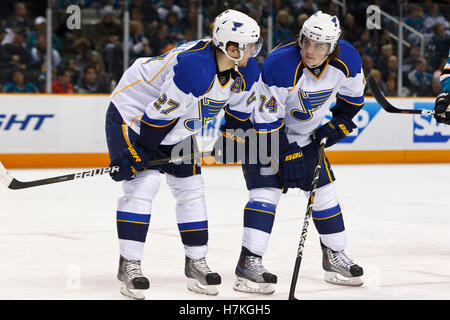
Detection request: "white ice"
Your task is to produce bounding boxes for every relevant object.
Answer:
[0,164,449,300]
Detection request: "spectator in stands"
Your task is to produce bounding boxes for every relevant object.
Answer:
[184,1,210,36]
[51,67,74,93]
[149,23,171,56]
[383,55,398,82]
[423,4,449,33]
[5,2,33,36]
[3,69,39,93]
[327,2,338,18]
[66,58,80,85]
[244,0,266,19]
[341,13,361,44]
[402,44,421,74]
[377,30,394,53]
[30,35,62,70]
[95,6,123,81]
[2,19,23,46]
[352,41,365,57]
[130,0,159,31]
[404,4,425,46]
[129,20,151,65]
[384,75,398,97]
[0,29,9,79]
[90,54,112,89]
[432,69,441,96]
[408,58,432,96]
[367,69,386,96]
[36,63,49,92]
[362,55,375,77]
[180,29,194,45]
[27,16,62,53]
[272,0,294,19]
[76,65,110,94]
[293,0,317,18]
[376,44,394,74]
[359,30,376,59]
[273,10,294,46]
[294,13,309,34]
[428,23,450,71]
[95,6,122,49]
[166,12,183,42]
[3,32,30,71]
[74,37,100,74]
[0,27,5,43]
[157,0,183,21]
[383,75,410,97]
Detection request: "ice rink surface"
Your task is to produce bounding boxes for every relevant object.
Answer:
[0,164,449,300]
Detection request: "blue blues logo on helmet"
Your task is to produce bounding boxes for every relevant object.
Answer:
[232,22,243,31]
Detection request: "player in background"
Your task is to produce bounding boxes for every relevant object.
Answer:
[215,11,365,294]
[434,50,450,124]
[105,9,262,299]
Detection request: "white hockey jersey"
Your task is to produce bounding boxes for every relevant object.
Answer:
[110,39,259,146]
[253,39,365,147]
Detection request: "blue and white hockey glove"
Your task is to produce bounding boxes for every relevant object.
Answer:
[109,143,161,182]
[279,142,306,189]
[434,92,450,125]
[313,117,357,148]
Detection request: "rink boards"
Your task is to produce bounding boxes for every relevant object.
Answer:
[0,94,449,168]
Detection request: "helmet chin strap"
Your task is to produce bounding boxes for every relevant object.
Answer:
[224,50,245,71]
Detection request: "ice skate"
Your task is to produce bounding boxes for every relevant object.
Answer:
[322,247,364,286]
[117,256,149,300]
[185,256,221,296]
[233,253,277,294]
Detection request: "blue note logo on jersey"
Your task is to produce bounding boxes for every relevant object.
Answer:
[322,102,381,143]
[184,98,227,131]
[413,102,450,143]
[232,22,243,31]
[291,89,334,122]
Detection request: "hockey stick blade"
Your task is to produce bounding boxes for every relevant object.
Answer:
[0,151,214,190]
[368,76,434,115]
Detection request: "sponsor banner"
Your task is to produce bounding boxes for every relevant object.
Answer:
[0,95,109,153]
[0,95,449,167]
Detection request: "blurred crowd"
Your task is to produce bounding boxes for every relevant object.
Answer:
[0,0,448,96]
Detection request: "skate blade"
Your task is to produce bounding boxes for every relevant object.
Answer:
[187,278,219,296]
[324,271,363,286]
[233,276,275,294]
[120,282,146,300]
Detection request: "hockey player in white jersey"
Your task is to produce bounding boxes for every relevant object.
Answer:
[105,9,262,299]
[215,11,365,294]
[434,50,450,124]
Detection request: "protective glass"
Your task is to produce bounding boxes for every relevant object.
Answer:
[245,37,264,57]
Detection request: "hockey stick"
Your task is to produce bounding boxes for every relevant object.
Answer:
[367,76,434,115]
[0,150,214,190]
[288,137,327,300]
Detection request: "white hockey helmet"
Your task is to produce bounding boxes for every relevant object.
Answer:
[212,9,262,62]
[299,11,341,54]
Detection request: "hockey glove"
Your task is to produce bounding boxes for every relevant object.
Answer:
[313,117,357,148]
[109,143,161,182]
[213,120,254,164]
[279,142,306,189]
[434,92,450,125]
